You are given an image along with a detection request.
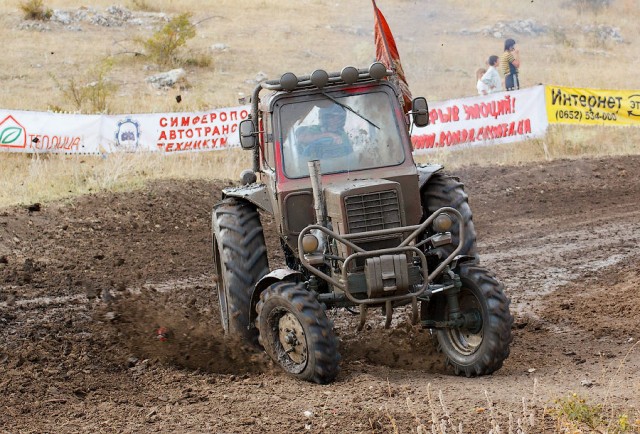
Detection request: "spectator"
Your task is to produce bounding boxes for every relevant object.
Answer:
[476,67,489,95]
[481,55,502,93]
[501,38,520,90]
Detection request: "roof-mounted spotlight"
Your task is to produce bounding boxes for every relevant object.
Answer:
[311,69,329,89]
[369,62,388,80]
[340,66,359,84]
[280,72,298,91]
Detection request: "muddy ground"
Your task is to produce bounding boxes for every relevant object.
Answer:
[1,155,639,433]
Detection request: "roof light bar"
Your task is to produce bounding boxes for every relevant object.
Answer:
[262,63,392,92]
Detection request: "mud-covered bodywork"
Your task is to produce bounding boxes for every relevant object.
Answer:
[228,78,429,255]
[214,63,512,383]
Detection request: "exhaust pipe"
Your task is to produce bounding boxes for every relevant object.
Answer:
[308,160,325,226]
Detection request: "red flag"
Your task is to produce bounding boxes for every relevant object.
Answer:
[372,0,412,112]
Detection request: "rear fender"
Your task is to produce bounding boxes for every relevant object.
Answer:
[222,183,273,214]
[249,269,304,324]
[417,164,444,191]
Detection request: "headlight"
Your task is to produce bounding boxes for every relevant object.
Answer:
[432,213,453,233]
[302,234,320,253]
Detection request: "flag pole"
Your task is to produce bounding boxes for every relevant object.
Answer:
[372,0,412,113]
[372,0,394,72]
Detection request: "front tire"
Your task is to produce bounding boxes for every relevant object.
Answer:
[256,282,340,384]
[435,264,513,377]
[212,198,269,342]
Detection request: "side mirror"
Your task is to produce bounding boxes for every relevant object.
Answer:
[239,119,257,149]
[411,97,429,127]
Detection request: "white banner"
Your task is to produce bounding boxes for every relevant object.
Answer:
[0,105,251,154]
[1,88,548,155]
[411,85,548,153]
[0,110,101,154]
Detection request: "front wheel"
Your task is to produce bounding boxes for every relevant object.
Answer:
[435,264,513,377]
[256,282,340,384]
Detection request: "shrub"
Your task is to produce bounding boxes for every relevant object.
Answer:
[50,59,118,113]
[184,52,213,68]
[19,0,52,20]
[139,13,196,67]
[552,394,604,430]
[550,393,640,432]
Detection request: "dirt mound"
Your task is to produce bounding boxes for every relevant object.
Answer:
[93,287,273,374]
[541,261,640,341]
[1,179,221,295]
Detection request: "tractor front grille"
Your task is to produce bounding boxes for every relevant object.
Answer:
[345,190,401,233]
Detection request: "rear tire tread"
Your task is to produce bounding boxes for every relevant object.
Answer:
[422,172,478,260]
[212,198,270,341]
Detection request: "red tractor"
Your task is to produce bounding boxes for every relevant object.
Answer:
[212,63,512,383]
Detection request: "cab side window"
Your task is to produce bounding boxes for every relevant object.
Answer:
[263,112,275,169]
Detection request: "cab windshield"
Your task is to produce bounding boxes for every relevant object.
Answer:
[278,91,406,178]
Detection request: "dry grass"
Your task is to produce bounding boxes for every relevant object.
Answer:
[0,150,251,207]
[544,341,640,433]
[364,374,639,433]
[1,0,639,206]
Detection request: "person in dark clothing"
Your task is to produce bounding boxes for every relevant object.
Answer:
[296,104,352,159]
[500,38,521,91]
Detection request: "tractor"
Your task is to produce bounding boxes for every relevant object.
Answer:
[211,62,513,383]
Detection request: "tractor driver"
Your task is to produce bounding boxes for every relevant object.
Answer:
[295,104,353,159]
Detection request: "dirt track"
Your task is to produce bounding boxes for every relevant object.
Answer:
[1,155,639,433]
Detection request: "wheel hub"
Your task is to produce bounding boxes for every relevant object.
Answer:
[451,324,483,354]
[448,294,483,355]
[278,312,307,364]
[464,309,482,335]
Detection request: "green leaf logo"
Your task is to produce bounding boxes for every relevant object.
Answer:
[0,127,22,144]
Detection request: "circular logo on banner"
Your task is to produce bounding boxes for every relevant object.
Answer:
[114,118,141,151]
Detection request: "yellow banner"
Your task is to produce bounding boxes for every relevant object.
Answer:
[546,86,640,126]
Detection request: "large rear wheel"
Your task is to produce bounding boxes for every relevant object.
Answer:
[212,198,269,342]
[256,282,340,384]
[421,172,478,261]
[435,264,513,376]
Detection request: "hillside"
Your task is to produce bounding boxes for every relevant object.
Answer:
[1,0,637,113]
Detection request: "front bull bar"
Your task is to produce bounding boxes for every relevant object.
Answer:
[297,207,464,328]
